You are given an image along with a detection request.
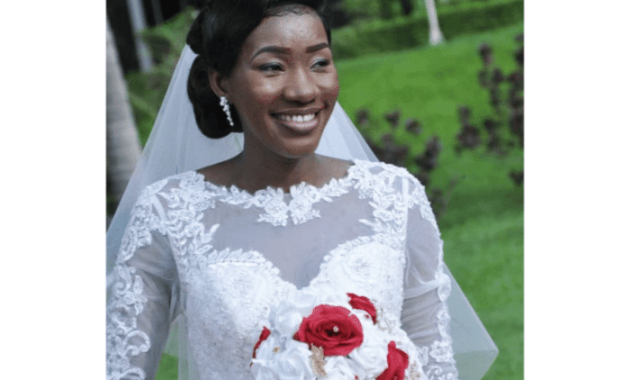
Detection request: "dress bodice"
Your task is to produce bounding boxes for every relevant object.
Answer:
[107,160,458,380]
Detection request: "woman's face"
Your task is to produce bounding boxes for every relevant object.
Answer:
[214,8,339,160]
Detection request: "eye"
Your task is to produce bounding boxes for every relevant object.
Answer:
[312,59,331,70]
[259,63,283,72]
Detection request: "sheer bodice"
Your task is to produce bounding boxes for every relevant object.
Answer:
[106,159,458,380]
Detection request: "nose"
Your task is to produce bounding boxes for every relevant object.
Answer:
[284,68,318,103]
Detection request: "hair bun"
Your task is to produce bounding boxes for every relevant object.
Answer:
[186,5,212,55]
[187,56,238,138]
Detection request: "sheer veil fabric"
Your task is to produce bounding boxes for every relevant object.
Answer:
[106,46,498,380]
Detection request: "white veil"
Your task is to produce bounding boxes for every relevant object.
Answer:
[106,45,498,380]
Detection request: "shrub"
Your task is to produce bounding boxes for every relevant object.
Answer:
[355,107,458,220]
[454,33,524,185]
[332,0,523,59]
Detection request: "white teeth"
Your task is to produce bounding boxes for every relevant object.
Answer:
[277,113,316,122]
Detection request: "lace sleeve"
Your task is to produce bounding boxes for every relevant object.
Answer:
[107,190,179,380]
[401,176,459,380]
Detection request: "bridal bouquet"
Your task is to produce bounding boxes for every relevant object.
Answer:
[250,288,426,380]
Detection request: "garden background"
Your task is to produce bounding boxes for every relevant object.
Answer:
[106,1,524,379]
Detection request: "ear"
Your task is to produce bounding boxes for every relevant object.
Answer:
[208,70,229,99]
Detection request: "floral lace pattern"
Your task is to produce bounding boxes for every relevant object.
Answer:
[404,175,457,379]
[106,180,169,380]
[203,168,357,226]
[106,160,458,380]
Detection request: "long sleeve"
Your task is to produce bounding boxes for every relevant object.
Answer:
[107,191,179,380]
[401,177,458,380]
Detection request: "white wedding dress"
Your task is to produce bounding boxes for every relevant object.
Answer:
[107,158,460,380]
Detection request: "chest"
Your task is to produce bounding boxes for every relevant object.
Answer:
[175,235,407,380]
[154,173,414,379]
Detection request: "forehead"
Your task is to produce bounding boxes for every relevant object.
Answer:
[242,10,327,53]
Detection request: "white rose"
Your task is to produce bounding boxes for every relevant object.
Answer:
[253,334,280,361]
[274,340,316,380]
[251,363,280,380]
[324,356,357,380]
[251,334,281,380]
[287,290,319,317]
[348,321,389,378]
[270,302,303,338]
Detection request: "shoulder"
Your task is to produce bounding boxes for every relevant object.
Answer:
[351,159,425,191]
[128,171,213,227]
[137,171,207,203]
[351,160,433,212]
[352,159,414,177]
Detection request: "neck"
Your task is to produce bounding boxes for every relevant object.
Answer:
[232,147,322,193]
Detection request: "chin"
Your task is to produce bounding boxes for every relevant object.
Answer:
[274,135,323,160]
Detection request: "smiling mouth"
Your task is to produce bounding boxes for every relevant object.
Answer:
[271,109,323,133]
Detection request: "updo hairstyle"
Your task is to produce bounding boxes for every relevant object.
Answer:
[186,0,331,139]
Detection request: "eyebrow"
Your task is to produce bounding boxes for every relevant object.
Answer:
[250,43,331,62]
[306,42,330,53]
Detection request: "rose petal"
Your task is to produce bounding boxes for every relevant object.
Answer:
[294,305,364,356]
[347,293,378,324]
[253,327,271,359]
[376,341,409,380]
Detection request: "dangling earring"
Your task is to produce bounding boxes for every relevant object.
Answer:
[220,96,234,127]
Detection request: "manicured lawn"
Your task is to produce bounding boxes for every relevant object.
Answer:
[335,23,524,380]
[156,23,524,380]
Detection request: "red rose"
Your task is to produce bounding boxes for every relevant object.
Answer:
[347,293,377,324]
[377,341,409,380]
[252,326,271,359]
[294,305,364,356]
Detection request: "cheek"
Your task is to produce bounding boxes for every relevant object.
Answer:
[232,71,280,109]
[251,82,283,108]
[321,73,340,103]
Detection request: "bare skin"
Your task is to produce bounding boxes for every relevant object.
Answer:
[198,154,351,193]
[197,7,351,193]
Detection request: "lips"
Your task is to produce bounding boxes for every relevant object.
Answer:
[272,108,324,134]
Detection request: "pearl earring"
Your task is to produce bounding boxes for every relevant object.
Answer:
[219,96,234,127]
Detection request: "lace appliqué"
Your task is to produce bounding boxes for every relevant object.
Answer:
[406,175,439,235]
[311,161,417,332]
[157,172,221,267]
[107,179,169,380]
[107,161,457,380]
[204,173,354,226]
[415,301,458,380]
[155,174,295,379]
[182,248,295,380]
[403,174,458,380]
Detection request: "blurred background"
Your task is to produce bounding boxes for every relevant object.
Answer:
[106,0,523,378]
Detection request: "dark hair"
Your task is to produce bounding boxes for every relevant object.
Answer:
[186,0,331,139]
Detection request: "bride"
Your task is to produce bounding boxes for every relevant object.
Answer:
[106,1,497,379]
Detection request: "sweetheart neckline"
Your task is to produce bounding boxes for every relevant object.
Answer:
[226,237,393,292]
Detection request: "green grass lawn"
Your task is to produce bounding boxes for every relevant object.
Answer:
[155,23,524,380]
[336,23,524,380]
